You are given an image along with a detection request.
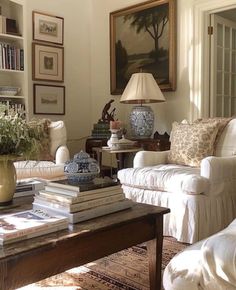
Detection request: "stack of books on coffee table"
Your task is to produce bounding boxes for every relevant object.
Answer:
[0,209,69,245]
[33,179,133,223]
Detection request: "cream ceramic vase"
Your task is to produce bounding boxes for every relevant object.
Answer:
[0,159,16,205]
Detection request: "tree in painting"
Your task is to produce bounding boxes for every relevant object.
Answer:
[115,3,169,91]
[124,5,168,62]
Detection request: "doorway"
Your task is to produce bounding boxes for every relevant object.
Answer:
[191,0,236,121]
[209,10,236,117]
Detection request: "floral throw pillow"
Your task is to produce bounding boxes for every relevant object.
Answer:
[168,121,220,167]
[28,119,54,161]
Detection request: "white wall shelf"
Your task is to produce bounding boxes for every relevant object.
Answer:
[0,0,28,115]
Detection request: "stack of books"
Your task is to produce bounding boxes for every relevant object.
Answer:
[15,179,45,198]
[0,209,69,245]
[33,180,133,223]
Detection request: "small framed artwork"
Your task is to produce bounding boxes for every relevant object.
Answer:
[34,84,65,115]
[32,43,64,82]
[110,0,176,94]
[33,11,64,45]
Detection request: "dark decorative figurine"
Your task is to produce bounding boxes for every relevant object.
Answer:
[100,99,116,123]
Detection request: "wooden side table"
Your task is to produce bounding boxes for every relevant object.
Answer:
[94,147,141,171]
[85,132,170,175]
[130,138,170,151]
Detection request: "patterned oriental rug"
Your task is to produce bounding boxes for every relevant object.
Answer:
[19,237,188,290]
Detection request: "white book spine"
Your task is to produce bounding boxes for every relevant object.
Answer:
[14,190,38,198]
[37,187,122,204]
[34,193,125,213]
[44,186,80,197]
[46,181,81,192]
[33,199,133,223]
[0,222,68,245]
[0,218,67,240]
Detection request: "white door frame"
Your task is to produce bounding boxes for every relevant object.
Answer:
[191,0,236,121]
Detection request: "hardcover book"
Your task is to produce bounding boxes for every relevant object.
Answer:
[34,192,125,213]
[46,178,120,197]
[0,209,68,245]
[37,186,122,204]
[33,199,133,223]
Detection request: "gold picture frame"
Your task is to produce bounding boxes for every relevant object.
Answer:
[33,11,64,45]
[110,0,176,94]
[32,43,64,82]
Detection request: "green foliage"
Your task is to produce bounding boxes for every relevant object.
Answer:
[0,105,41,158]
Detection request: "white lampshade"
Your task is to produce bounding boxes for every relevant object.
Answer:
[120,73,165,138]
[120,72,165,104]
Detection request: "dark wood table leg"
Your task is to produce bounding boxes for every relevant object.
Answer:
[116,152,125,170]
[146,216,164,290]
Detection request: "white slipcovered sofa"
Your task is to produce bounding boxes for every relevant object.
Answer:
[14,120,70,180]
[163,218,236,290]
[118,118,236,243]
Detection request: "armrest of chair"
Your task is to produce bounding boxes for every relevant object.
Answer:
[201,156,236,195]
[55,145,70,164]
[133,150,169,168]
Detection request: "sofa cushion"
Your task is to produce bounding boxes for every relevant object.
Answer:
[49,121,67,157]
[163,219,236,290]
[194,117,233,155]
[118,164,209,195]
[14,160,65,180]
[214,118,236,157]
[168,121,220,167]
[28,119,53,161]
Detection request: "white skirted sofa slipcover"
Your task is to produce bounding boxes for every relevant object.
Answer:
[14,120,70,180]
[118,118,236,243]
[163,218,236,290]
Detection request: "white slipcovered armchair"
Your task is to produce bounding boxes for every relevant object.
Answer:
[163,218,236,290]
[14,120,70,180]
[118,118,236,243]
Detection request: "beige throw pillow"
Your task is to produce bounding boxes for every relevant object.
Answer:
[168,121,220,167]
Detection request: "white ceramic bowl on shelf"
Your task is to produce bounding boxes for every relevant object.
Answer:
[0,86,21,96]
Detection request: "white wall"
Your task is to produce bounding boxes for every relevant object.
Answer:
[25,0,93,156]
[24,0,197,157]
[90,0,195,135]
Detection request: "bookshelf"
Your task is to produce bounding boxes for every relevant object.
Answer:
[0,0,28,115]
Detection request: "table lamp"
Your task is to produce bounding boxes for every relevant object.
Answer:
[120,72,165,138]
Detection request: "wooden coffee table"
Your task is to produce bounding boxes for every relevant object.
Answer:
[0,196,170,290]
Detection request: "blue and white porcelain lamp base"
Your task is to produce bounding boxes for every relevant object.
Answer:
[130,105,154,138]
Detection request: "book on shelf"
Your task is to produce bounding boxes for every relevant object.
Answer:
[0,15,6,34]
[33,199,133,223]
[40,184,122,203]
[0,209,68,245]
[34,192,125,213]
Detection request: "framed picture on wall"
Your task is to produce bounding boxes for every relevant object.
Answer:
[33,11,64,45]
[110,0,176,94]
[33,84,65,115]
[32,43,64,82]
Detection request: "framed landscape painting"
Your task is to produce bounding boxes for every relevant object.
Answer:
[110,0,176,94]
[34,84,65,115]
[33,11,64,45]
[32,43,64,82]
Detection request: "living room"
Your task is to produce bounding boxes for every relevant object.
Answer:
[1,0,236,289]
[22,0,193,156]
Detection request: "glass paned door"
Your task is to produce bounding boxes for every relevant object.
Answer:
[210,14,236,117]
